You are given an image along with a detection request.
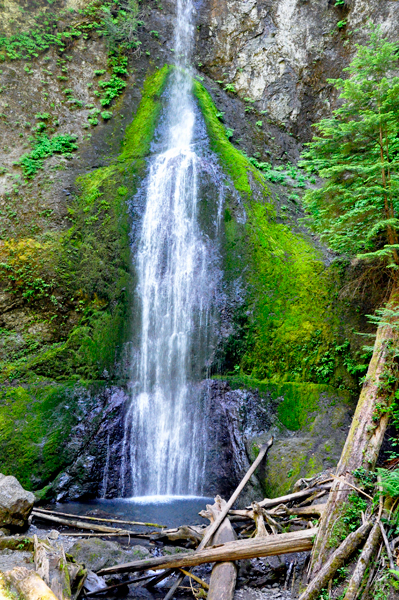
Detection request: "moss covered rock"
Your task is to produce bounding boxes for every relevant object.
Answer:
[68,538,149,572]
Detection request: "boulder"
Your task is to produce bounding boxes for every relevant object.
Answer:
[68,539,150,572]
[0,474,35,530]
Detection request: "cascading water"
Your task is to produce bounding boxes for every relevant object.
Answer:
[120,0,223,497]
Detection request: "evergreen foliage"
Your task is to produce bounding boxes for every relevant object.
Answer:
[300,27,399,265]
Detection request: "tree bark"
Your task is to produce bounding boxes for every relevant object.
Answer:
[310,286,399,576]
[5,567,60,600]
[299,522,372,600]
[342,521,381,600]
[97,528,318,576]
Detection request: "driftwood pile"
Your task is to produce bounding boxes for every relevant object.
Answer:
[3,434,395,600]
[1,437,336,600]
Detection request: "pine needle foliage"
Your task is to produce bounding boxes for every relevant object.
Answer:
[300,27,399,265]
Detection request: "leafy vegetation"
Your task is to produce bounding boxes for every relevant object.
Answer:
[329,493,368,548]
[17,133,78,178]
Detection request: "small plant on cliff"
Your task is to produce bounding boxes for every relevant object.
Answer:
[16,133,78,178]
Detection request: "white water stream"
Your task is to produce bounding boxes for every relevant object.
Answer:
[121,0,221,496]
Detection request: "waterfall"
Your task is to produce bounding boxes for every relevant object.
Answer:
[121,0,222,497]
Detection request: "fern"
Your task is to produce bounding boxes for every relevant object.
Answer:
[377,468,399,498]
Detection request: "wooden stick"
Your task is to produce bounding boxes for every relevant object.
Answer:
[298,522,372,600]
[164,574,184,600]
[32,511,131,535]
[198,437,274,550]
[83,573,157,597]
[34,507,164,529]
[97,527,318,575]
[379,520,396,571]
[329,474,373,501]
[60,532,133,538]
[145,569,175,589]
[178,569,209,590]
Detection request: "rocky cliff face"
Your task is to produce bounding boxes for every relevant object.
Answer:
[196,0,399,139]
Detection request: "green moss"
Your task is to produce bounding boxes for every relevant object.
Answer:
[193,80,271,201]
[195,80,351,388]
[0,66,172,487]
[0,383,95,488]
[1,65,171,384]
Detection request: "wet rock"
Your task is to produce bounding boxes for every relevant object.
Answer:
[83,571,107,594]
[68,538,148,572]
[0,474,35,530]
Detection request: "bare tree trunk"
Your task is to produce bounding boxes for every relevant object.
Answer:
[310,286,399,576]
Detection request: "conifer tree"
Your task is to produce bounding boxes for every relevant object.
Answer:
[300,28,399,580]
[301,26,399,265]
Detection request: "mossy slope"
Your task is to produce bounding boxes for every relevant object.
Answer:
[0,65,171,489]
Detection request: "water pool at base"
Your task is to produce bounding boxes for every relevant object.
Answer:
[53,496,214,531]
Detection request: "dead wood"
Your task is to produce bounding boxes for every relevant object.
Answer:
[273,505,326,518]
[310,287,399,577]
[251,483,332,510]
[298,521,372,600]
[252,502,269,537]
[164,573,185,600]
[33,507,164,529]
[34,534,71,600]
[5,567,59,600]
[198,437,273,550]
[155,525,205,545]
[97,527,318,575]
[206,498,237,600]
[343,521,381,600]
[179,569,209,590]
[32,510,132,535]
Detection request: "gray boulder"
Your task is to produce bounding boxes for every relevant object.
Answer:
[68,539,150,572]
[0,474,35,530]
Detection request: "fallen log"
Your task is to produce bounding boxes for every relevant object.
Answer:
[32,510,131,535]
[5,567,59,600]
[342,521,381,600]
[272,505,326,518]
[33,508,165,529]
[298,521,372,600]
[97,527,318,575]
[206,498,237,600]
[198,437,274,550]
[34,534,71,600]
[253,484,332,510]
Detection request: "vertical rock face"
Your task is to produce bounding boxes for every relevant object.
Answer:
[196,0,399,138]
